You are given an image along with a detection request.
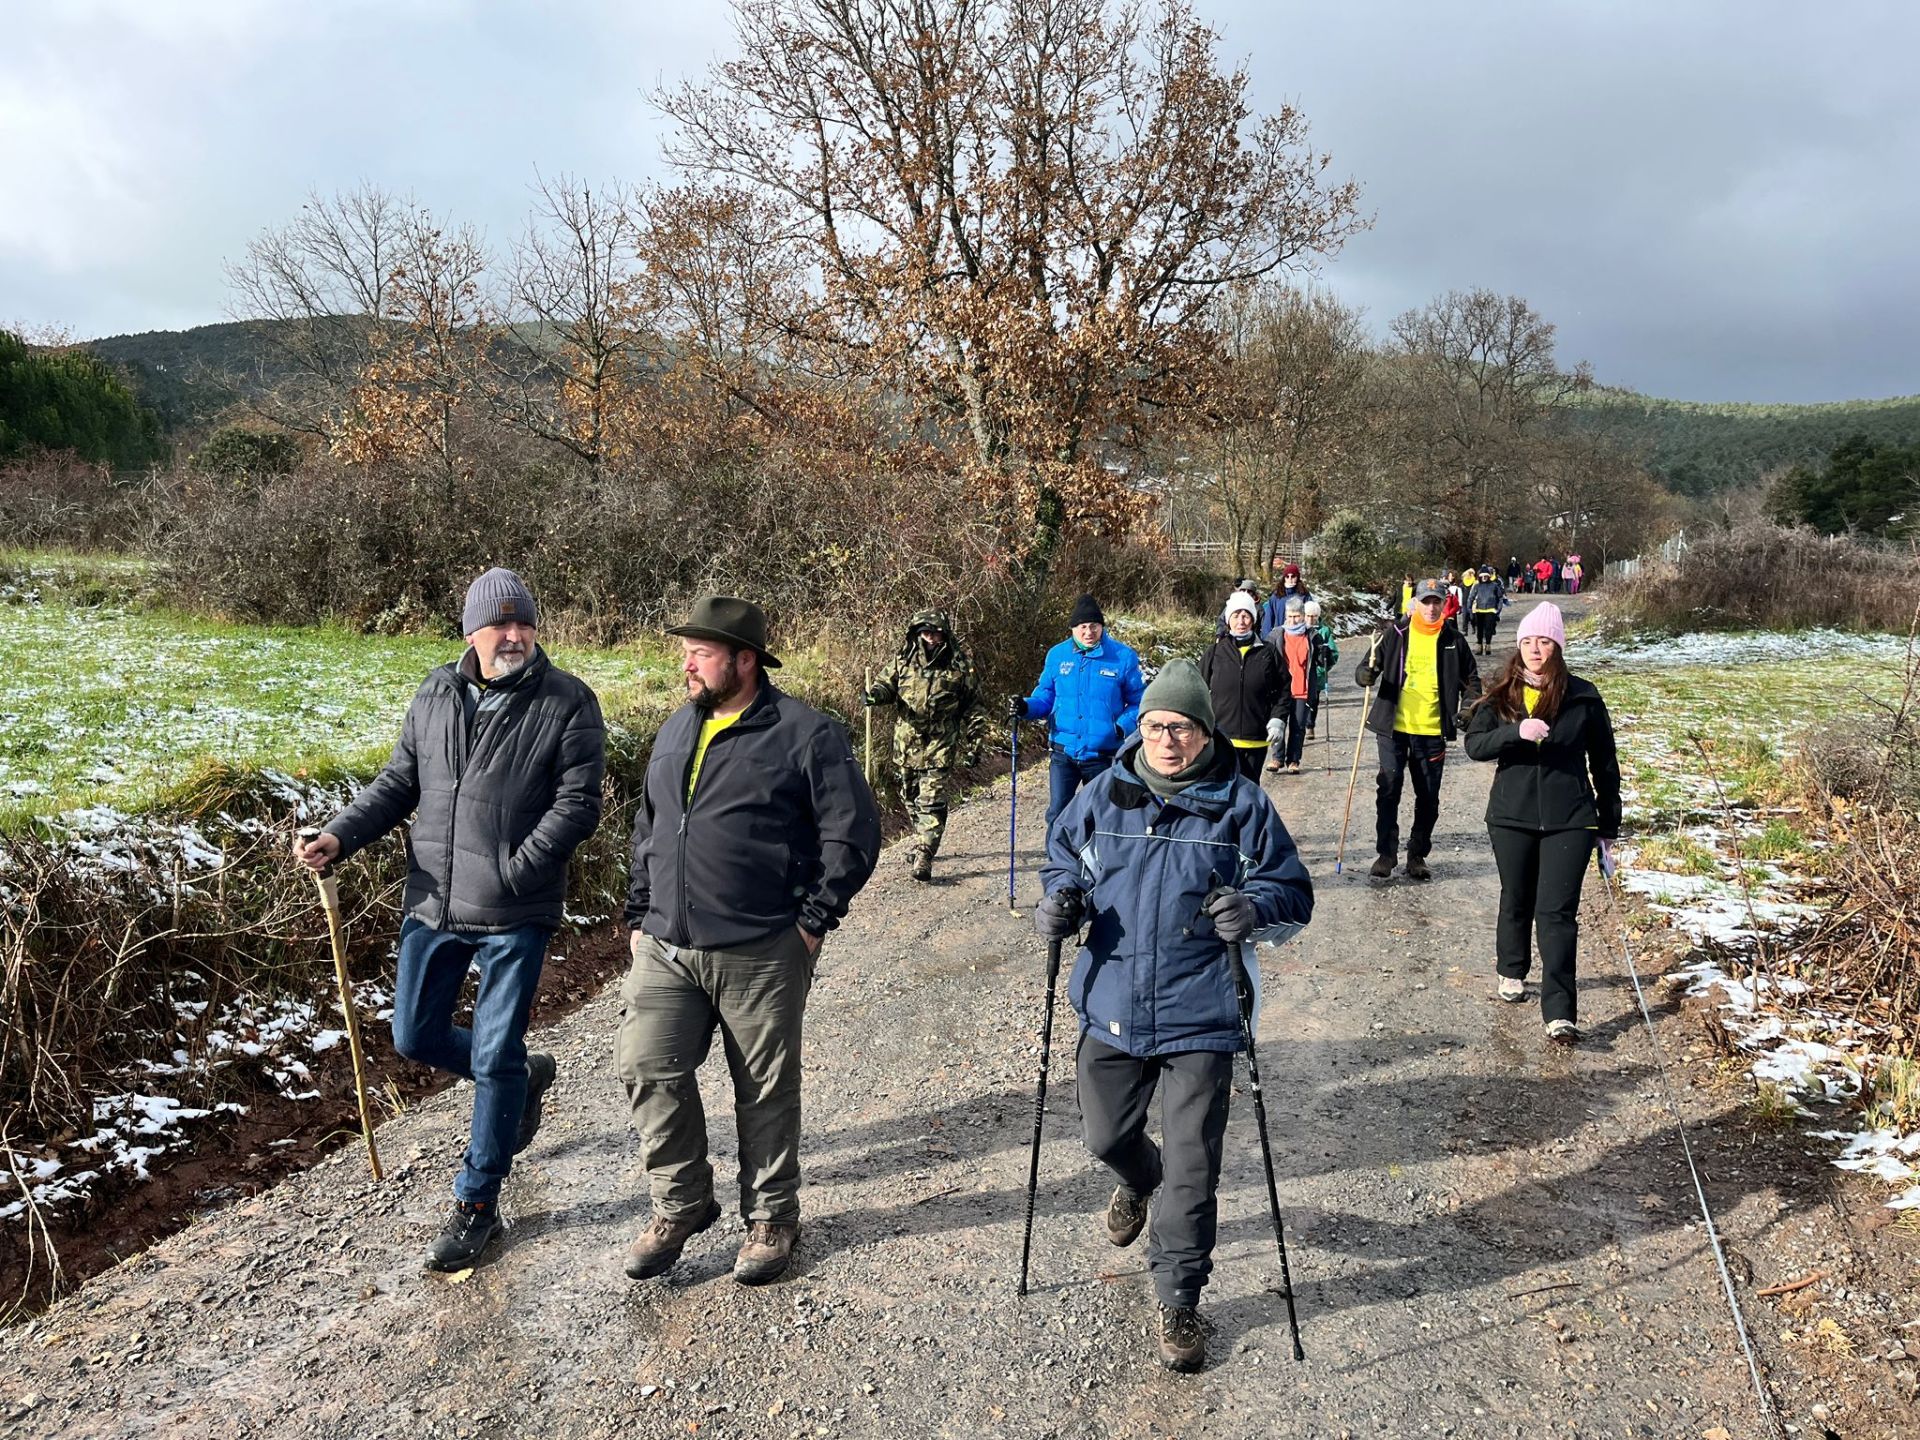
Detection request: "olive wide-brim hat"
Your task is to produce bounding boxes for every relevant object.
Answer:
[665,595,783,668]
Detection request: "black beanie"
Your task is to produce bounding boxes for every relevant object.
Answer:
[1068,594,1105,627]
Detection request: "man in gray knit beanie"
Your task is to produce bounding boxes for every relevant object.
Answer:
[295,564,605,1271]
[461,566,540,640]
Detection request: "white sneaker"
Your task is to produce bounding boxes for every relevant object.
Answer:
[1545,1019,1579,1044]
[1497,977,1526,1003]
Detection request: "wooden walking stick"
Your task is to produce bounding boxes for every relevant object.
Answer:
[300,829,383,1180]
[1334,632,1382,875]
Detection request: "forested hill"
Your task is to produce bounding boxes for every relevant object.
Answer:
[84,321,288,431]
[1562,388,1920,497]
[79,322,1920,499]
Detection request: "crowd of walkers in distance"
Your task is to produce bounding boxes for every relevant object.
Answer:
[1504,552,1586,594]
[289,552,1619,1378]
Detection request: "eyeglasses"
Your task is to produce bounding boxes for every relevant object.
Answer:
[1141,720,1200,742]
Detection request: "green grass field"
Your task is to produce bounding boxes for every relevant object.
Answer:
[3,593,686,826]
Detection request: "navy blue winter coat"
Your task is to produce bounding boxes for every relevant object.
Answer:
[1017,636,1146,762]
[1041,736,1315,1057]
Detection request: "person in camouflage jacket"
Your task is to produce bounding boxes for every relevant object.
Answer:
[862,610,991,881]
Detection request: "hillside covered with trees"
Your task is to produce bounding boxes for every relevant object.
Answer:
[1561,388,1920,497]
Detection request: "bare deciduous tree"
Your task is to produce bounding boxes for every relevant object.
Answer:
[225,184,408,436]
[497,175,653,469]
[1391,288,1588,558]
[1196,284,1372,575]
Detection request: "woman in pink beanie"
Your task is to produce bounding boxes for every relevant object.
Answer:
[1463,603,1622,1042]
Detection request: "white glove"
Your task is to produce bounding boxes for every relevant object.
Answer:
[1265,718,1284,743]
[1518,717,1549,742]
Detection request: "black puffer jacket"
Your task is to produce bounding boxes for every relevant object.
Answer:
[1354,618,1482,740]
[326,648,607,932]
[1464,675,1622,838]
[625,681,881,949]
[1198,633,1286,742]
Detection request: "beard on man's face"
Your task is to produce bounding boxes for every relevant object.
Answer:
[688,655,742,710]
[490,645,530,676]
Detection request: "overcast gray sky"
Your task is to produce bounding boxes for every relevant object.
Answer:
[3,0,1913,403]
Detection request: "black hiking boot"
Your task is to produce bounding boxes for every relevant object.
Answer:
[1105,1186,1150,1247]
[1404,856,1432,882]
[909,848,934,883]
[515,1051,557,1154]
[1368,854,1393,880]
[426,1199,500,1271]
[1157,1304,1206,1372]
[624,1199,723,1280]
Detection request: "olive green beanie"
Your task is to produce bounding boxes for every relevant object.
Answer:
[1138,658,1215,730]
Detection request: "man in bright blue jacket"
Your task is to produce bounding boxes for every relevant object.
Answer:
[1011,594,1146,823]
[1035,658,1314,1373]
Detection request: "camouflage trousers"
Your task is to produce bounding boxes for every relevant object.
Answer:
[901,767,954,861]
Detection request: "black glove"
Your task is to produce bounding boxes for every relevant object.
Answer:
[860,687,885,707]
[1355,664,1377,688]
[1204,887,1257,943]
[1008,695,1028,721]
[1034,888,1086,939]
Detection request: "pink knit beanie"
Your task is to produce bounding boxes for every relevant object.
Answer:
[1516,602,1566,649]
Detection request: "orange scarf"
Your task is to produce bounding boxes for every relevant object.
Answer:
[1410,611,1443,638]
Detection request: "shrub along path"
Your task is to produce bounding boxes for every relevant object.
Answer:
[7,595,1911,1438]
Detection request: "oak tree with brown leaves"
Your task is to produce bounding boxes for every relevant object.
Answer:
[656,0,1364,567]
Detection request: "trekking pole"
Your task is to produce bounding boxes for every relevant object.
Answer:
[863,666,874,785]
[299,828,383,1180]
[1231,938,1305,1360]
[1016,935,1065,1297]
[1595,860,1781,1436]
[1334,632,1382,874]
[1007,720,1020,913]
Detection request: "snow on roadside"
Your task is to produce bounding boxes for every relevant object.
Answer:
[1607,625,1920,1209]
[0,970,394,1226]
[1583,626,1907,669]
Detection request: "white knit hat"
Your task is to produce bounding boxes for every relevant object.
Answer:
[1222,591,1258,623]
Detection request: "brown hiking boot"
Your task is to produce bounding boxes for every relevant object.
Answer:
[623,1199,721,1280]
[733,1220,799,1285]
[1404,856,1432,881]
[1368,854,1393,880]
[1105,1185,1150,1247]
[1157,1304,1206,1372]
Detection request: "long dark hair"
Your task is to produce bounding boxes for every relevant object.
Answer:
[1477,643,1568,723]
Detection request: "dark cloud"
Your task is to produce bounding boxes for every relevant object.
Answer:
[2,0,1911,402]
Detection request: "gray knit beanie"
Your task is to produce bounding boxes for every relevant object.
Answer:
[1138,658,1214,730]
[461,567,539,634]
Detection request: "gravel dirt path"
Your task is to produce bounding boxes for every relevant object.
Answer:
[8,596,1906,1438]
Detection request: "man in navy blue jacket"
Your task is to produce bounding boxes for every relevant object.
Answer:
[1036,658,1314,1372]
[1011,594,1146,822]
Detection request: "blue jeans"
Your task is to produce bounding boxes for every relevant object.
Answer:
[393,917,550,1204]
[1048,748,1115,824]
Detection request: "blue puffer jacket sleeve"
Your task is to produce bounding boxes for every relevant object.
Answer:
[1041,739,1314,1056]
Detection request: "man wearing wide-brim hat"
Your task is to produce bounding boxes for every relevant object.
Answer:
[616,595,881,1286]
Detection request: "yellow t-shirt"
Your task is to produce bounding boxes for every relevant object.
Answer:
[1394,626,1444,736]
[686,710,743,800]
